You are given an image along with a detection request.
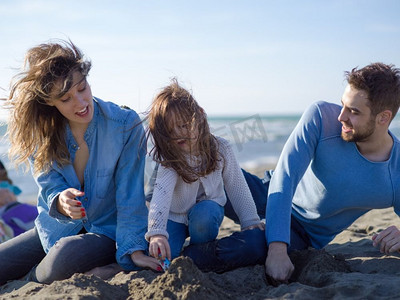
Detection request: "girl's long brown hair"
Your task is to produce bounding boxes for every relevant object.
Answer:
[5,40,91,175]
[147,79,219,183]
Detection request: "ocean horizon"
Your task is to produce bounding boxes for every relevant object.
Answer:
[2,112,400,203]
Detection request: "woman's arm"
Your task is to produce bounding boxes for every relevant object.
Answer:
[113,111,150,270]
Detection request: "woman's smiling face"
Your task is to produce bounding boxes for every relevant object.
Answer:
[50,71,94,129]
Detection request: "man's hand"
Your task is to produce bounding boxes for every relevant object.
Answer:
[149,235,171,261]
[57,188,85,219]
[265,242,294,285]
[372,225,400,254]
[130,250,161,271]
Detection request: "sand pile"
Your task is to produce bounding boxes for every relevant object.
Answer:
[1,208,400,299]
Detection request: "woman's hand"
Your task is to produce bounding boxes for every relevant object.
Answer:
[56,188,85,219]
[149,235,171,261]
[242,222,265,231]
[131,250,162,271]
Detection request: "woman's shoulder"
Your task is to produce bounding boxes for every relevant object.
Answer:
[94,97,140,125]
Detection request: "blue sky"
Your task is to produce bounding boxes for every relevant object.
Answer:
[0,0,399,119]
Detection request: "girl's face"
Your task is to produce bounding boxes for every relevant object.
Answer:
[168,112,199,154]
[50,71,94,130]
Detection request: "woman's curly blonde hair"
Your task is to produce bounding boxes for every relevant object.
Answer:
[6,40,91,175]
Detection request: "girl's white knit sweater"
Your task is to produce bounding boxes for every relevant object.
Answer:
[145,136,260,240]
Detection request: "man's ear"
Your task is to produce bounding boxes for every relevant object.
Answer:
[377,110,392,125]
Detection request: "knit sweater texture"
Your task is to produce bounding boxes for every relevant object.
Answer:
[146,136,260,240]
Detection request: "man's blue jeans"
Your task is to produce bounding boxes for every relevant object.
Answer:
[167,200,224,259]
[184,169,310,273]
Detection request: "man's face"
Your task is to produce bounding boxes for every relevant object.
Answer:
[337,84,376,143]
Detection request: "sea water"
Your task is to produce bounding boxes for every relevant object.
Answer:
[2,114,400,203]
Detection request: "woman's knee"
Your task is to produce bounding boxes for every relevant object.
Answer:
[36,234,115,283]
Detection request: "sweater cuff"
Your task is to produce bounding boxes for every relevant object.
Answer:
[240,217,261,230]
[145,229,169,241]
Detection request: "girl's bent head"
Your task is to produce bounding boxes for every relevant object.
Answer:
[7,39,92,175]
[148,79,218,183]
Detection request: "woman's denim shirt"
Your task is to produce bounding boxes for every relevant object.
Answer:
[32,97,148,270]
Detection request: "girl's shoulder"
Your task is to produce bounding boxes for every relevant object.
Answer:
[212,135,235,163]
[213,135,232,152]
[156,163,179,182]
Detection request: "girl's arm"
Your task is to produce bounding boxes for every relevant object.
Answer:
[219,137,261,229]
[145,165,177,246]
[145,165,177,262]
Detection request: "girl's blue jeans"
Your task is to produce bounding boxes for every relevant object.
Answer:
[167,200,224,259]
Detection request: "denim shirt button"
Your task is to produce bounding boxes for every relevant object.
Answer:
[84,198,88,201]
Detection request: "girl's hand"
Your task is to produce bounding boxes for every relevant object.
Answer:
[57,188,85,219]
[131,250,161,271]
[242,222,265,231]
[149,235,171,261]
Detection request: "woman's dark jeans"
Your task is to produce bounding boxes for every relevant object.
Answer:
[0,227,116,285]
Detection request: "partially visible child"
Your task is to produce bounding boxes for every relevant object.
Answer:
[0,160,37,243]
[145,79,264,262]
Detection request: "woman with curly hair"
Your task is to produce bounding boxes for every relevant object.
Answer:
[0,39,159,285]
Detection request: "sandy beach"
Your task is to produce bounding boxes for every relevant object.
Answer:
[1,166,400,299]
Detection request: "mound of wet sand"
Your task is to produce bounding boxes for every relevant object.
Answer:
[2,207,400,299]
[0,248,364,300]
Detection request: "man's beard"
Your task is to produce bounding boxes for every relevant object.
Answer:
[341,118,376,143]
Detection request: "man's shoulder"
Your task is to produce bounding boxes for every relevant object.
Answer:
[307,101,341,118]
[298,101,342,140]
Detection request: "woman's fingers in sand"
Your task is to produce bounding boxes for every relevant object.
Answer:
[85,263,123,280]
[149,235,171,261]
[57,188,85,219]
[131,250,161,271]
[372,225,400,254]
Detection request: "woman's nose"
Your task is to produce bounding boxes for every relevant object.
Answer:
[74,93,86,106]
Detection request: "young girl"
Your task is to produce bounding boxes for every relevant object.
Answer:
[0,40,160,285]
[145,80,264,261]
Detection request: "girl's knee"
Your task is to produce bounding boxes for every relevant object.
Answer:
[188,219,220,244]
